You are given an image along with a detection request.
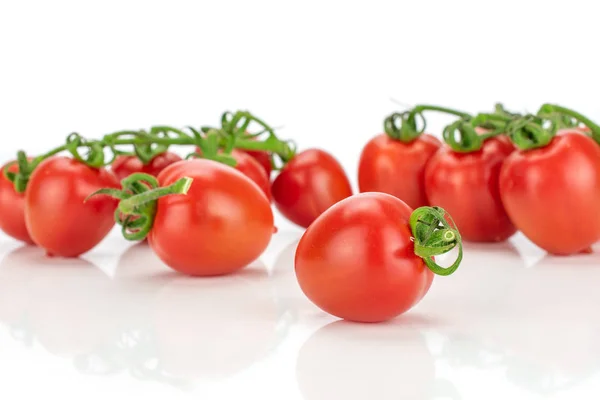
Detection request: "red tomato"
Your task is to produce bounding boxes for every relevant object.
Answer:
[111,152,182,180]
[500,133,600,255]
[25,157,119,257]
[149,159,274,276]
[0,162,33,243]
[241,148,272,178]
[230,150,272,201]
[272,149,352,228]
[424,137,516,242]
[294,192,434,323]
[194,148,272,201]
[358,134,441,209]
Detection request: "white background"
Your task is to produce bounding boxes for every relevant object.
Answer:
[1,1,599,399]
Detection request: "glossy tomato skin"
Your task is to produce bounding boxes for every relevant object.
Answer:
[425,137,516,243]
[358,133,441,209]
[272,149,352,228]
[111,152,182,181]
[500,133,600,255]
[0,162,33,243]
[25,157,120,257]
[295,192,433,323]
[230,150,272,201]
[242,149,272,178]
[148,159,274,276]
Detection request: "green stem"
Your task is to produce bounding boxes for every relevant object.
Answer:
[413,105,471,119]
[409,206,463,276]
[539,104,600,145]
[119,177,192,214]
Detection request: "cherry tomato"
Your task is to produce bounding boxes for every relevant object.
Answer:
[358,134,441,209]
[424,137,516,242]
[230,150,272,201]
[500,132,600,255]
[295,192,434,323]
[149,159,274,276]
[25,157,119,257]
[111,152,182,180]
[272,149,352,228]
[195,148,272,201]
[0,162,33,243]
[241,148,272,178]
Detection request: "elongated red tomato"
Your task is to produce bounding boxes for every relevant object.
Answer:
[0,162,33,243]
[425,137,516,242]
[358,134,441,209]
[500,132,600,255]
[272,149,352,228]
[295,193,434,323]
[149,159,274,276]
[111,152,182,180]
[25,157,119,257]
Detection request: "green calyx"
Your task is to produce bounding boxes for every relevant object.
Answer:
[86,173,192,241]
[409,206,463,276]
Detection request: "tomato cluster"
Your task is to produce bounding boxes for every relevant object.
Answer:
[0,104,596,323]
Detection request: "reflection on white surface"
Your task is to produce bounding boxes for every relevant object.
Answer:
[1,233,600,399]
[296,320,460,400]
[0,242,292,390]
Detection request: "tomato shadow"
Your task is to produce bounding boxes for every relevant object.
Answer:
[437,250,600,396]
[296,319,461,400]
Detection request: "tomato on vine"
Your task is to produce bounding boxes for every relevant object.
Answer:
[294,192,463,323]
[358,106,469,209]
[25,157,120,257]
[425,118,516,243]
[499,105,600,255]
[0,161,33,243]
[272,149,352,228]
[111,152,182,180]
[91,159,274,276]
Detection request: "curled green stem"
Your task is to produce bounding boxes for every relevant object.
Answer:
[538,104,600,145]
[409,206,463,276]
[87,173,192,241]
[384,105,470,143]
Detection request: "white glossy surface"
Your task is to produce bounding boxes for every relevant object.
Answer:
[1,229,600,399]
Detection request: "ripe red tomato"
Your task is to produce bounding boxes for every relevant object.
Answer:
[111,152,182,181]
[149,159,274,276]
[358,134,441,209]
[295,192,434,322]
[272,149,352,228]
[241,148,272,178]
[424,137,516,242]
[0,162,33,243]
[25,157,120,257]
[500,132,600,255]
[230,149,272,201]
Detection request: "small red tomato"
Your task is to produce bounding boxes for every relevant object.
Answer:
[500,133,600,255]
[425,137,516,242]
[241,148,272,178]
[295,192,434,323]
[230,150,272,201]
[111,152,182,181]
[149,159,274,276]
[272,149,352,228]
[25,157,119,257]
[0,162,33,243]
[358,133,441,209]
